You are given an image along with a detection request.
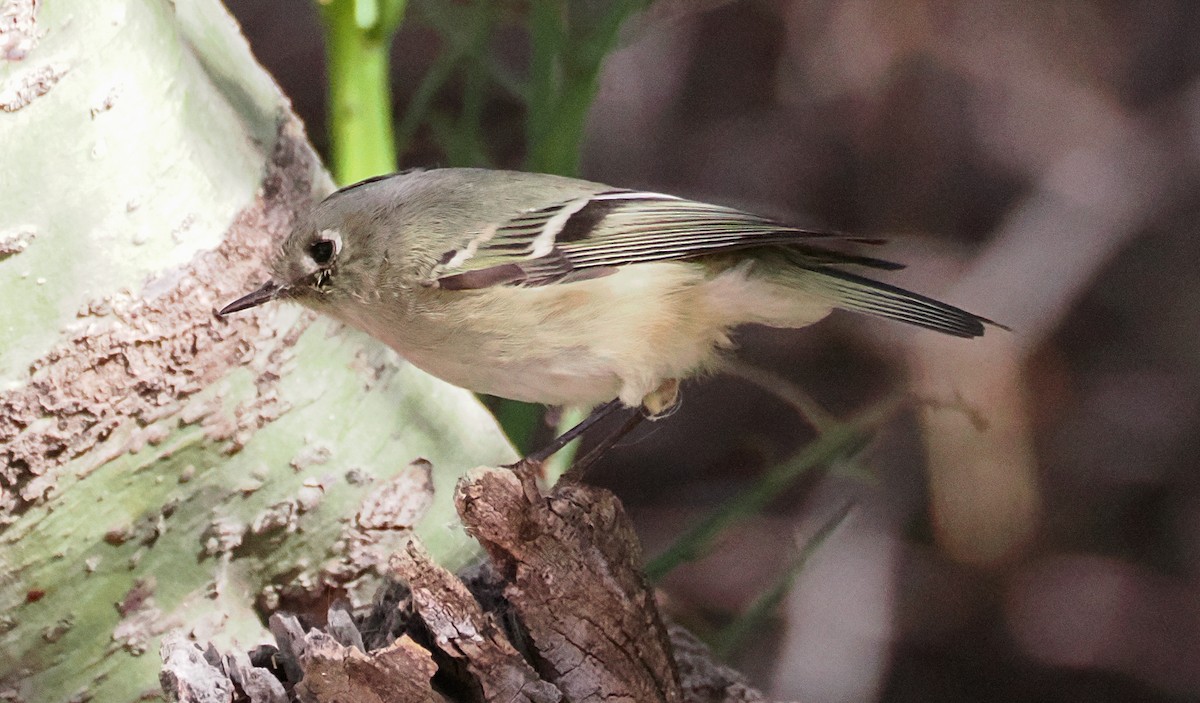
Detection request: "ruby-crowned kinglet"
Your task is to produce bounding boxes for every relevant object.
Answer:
[221,168,1000,416]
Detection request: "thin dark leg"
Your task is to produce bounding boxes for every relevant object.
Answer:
[562,408,647,482]
[522,398,625,465]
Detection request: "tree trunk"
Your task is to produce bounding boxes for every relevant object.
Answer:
[0,2,513,701]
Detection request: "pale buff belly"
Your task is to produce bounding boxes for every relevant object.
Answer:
[368,263,736,409]
[398,345,624,408]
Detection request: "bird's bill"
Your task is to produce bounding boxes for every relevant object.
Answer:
[218,280,285,316]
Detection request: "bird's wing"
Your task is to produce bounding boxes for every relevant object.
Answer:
[427,190,903,290]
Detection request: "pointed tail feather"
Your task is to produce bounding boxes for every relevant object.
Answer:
[797,267,1002,338]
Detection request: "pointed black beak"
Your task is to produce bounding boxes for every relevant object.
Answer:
[218,280,284,317]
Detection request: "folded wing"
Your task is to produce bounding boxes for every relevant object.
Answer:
[429,190,901,290]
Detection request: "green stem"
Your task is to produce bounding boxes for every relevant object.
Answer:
[490,398,543,454]
[644,404,893,582]
[713,502,854,658]
[523,0,645,176]
[318,0,407,183]
[524,0,564,171]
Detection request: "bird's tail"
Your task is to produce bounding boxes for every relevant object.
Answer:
[795,266,997,338]
[725,254,1002,338]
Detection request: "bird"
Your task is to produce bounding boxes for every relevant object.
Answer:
[220,168,1002,457]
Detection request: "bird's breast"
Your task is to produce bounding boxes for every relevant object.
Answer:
[351,262,735,408]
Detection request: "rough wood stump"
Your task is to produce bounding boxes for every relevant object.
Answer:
[160,465,768,702]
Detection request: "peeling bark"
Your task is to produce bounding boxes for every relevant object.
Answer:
[0,118,318,513]
[0,61,64,111]
[0,0,40,61]
[161,636,237,703]
[457,467,683,703]
[296,631,442,703]
[392,539,561,703]
[161,468,770,703]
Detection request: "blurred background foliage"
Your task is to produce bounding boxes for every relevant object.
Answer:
[232,1,1200,700]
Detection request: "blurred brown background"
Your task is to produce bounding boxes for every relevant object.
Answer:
[225,1,1200,700]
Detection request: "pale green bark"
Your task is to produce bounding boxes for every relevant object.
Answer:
[0,2,513,701]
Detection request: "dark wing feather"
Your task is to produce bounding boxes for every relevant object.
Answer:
[431,191,901,289]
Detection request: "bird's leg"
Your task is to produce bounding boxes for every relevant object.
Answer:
[516,398,625,468]
[562,408,647,481]
[562,378,682,480]
[512,379,682,477]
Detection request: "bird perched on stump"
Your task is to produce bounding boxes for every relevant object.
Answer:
[221,168,1002,454]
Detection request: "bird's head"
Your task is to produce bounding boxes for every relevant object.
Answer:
[219,174,409,319]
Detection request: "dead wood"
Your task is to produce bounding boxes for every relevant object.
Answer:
[159,465,769,703]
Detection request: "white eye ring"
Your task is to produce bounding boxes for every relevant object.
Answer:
[319,229,343,256]
[309,229,343,266]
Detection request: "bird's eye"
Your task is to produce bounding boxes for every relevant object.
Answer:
[309,239,335,265]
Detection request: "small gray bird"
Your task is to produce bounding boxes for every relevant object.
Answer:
[221,168,1000,421]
